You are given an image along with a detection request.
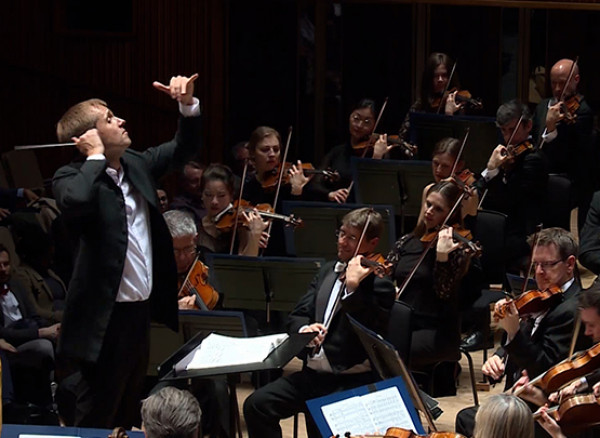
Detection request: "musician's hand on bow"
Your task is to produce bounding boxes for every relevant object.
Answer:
[482,354,505,381]
[345,255,373,293]
[515,371,547,406]
[153,73,198,106]
[436,227,460,262]
[546,102,564,133]
[487,145,509,171]
[302,323,327,347]
[328,188,349,204]
[178,296,196,310]
[72,128,105,157]
[23,188,40,203]
[537,405,567,438]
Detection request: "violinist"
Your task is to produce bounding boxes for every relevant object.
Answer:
[243,126,314,255]
[532,59,595,234]
[243,208,395,438]
[388,181,483,369]
[473,394,534,438]
[475,99,548,274]
[455,228,584,437]
[198,163,267,256]
[417,137,479,224]
[314,99,377,204]
[399,53,464,141]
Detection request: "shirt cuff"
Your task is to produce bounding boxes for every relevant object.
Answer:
[16,188,24,198]
[581,376,590,392]
[542,128,558,143]
[179,97,201,117]
[86,154,106,161]
[481,167,499,182]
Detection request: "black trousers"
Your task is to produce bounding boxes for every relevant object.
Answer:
[75,300,150,429]
[243,367,377,438]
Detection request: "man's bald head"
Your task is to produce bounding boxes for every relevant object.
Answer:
[550,58,579,100]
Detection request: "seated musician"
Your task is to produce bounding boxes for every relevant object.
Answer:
[514,284,600,438]
[473,394,534,438]
[141,387,202,438]
[388,181,483,370]
[196,163,267,256]
[455,227,588,436]
[243,208,395,438]
[475,99,548,274]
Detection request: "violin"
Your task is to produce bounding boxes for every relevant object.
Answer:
[533,342,600,394]
[431,88,483,111]
[501,140,534,159]
[214,199,302,232]
[353,133,418,158]
[420,226,482,257]
[178,258,220,310]
[261,162,340,189]
[337,427,466,438]
[493,285,563,321]
[534,393,600,436]
[560,95,580,125]
[360,252,394,278]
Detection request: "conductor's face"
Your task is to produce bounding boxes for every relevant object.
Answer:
[336,225,378,262]
[92,106,132,153]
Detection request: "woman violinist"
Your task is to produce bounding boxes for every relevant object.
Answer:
[198,163,268,256]
[388,181,483,368]
[243,126,313,255]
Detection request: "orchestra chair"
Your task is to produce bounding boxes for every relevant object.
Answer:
[460,209,508,394]
[149,310,247,438]
[281,200,396,260]
[543,173,572,231]
[350,157,430,234]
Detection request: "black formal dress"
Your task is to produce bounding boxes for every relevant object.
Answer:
[243,260,395,438]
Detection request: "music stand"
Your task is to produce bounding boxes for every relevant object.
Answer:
[158,331,316,381]
[408,112,498,171]
[281,201,396,259]
[348,315,440,431]
[205,254,325,323]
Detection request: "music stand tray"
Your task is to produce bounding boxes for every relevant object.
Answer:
[158,331,315,381]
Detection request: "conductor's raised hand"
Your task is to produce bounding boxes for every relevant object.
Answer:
[72,129,104,157]
[152,73,199,106]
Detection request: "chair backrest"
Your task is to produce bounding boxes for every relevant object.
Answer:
[385,300,413,365]
[543,173,572,231]
[281,201,396,259]
[473,209,507,286]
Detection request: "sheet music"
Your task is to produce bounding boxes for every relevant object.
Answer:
[186,333,289,370]
[321,386,418,436]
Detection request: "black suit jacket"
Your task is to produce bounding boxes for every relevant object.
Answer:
[495,281,590,389]
[0,278,46,346]
[286,261,395,373]
[53,114,202,362]
[580,191,600,274]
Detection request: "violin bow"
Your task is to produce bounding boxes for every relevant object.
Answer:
[436,59,457,115]
[229,158,250,255]
[450,128,470,177]
[568,312,582,358]
[539,56,579,150]
[506,115,524,150]
[521,223,544,297]
[259,126,293,255]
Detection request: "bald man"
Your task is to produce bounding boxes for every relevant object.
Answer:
[532,58,597,233]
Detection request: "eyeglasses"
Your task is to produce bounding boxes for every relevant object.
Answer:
[532,259,564,270]
[336,229,358,242]
[173,245,197,256]
[350,114,373,126]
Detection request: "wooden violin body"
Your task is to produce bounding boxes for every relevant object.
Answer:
[178,259,219,310]
[538,342,600,394]
[214,199,302,231]
[494,286,563,320]
[261,162,340,189]
[337,426,466,438]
